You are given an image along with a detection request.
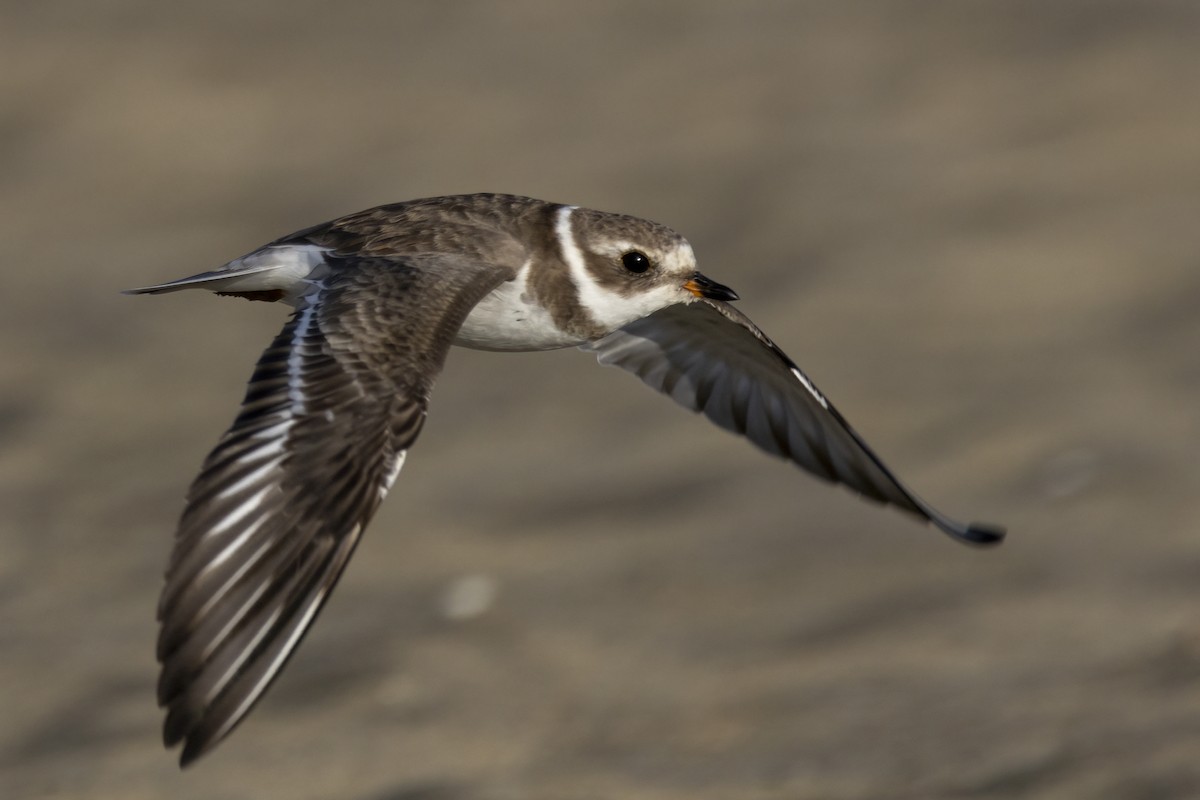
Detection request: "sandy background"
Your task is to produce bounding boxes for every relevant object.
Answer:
[3,2,1200,798]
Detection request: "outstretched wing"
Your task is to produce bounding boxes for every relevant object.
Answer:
[583,298,1003,545]
[156,255,513,766]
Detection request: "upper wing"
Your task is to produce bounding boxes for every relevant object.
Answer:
[583,298,1004,545]
[156,254,513,766]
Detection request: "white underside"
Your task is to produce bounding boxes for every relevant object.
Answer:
[453,261,586,351]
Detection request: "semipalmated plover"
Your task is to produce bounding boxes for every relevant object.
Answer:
[127,193,1003,766]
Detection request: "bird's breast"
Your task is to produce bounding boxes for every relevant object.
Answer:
[453,267,586,352]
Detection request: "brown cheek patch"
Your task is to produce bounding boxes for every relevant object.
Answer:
[582,249,625,293]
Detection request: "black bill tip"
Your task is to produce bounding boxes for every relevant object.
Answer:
[685,273,740,302]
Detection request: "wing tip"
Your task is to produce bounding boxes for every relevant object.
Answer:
[900,488,1006,548]
[944,519,1007,547]
[163,703,224,768]
[178,738,207,769]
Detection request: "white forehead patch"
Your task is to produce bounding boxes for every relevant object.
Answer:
[555,206,688,333]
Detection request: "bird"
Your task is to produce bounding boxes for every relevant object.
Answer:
[126,193,1004,766]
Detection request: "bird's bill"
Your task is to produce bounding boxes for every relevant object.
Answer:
[685,273,740,302]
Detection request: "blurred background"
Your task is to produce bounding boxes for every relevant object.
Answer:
[3,2,1199,798]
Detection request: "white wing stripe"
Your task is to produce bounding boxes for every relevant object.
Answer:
[214,451,286,501]
[286,300,319,413]
[209,581,331,747]
[789,366,829,409]
[202,603,284,706]
[192,512,273,588]
[380,450,408,499]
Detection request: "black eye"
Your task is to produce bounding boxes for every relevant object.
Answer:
[621,251,651,274]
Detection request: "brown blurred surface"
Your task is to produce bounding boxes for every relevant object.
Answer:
[3,2,1200,798]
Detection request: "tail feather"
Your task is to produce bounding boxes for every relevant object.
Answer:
[123,244,330,298]
[123,266,282,296]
